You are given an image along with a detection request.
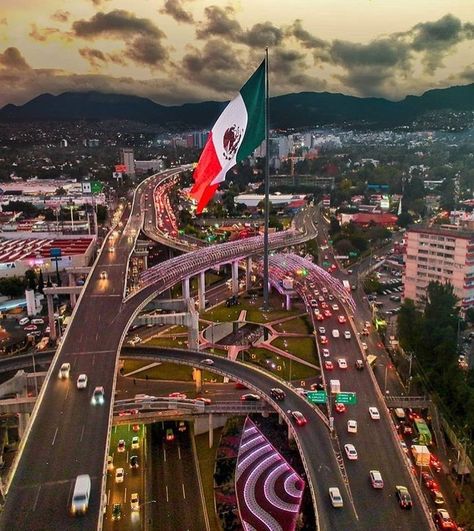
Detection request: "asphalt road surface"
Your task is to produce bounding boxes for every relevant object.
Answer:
[149,422,206,531]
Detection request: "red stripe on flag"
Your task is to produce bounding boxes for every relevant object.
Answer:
[190,132,222,214]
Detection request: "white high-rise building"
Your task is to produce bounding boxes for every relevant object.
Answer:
[120,148,135,177]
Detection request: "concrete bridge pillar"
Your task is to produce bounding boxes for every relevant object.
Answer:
[231,260,239,296]
[186,310,199,351]
[194,368,202,393]
[198,271,206,311]
[17,413,29,439]
[68,273,77,308]
[288,423,294,442]
[209,414,213,448]
[182,276,190,300]
[246,257,252,291]
[286,294,291,311]
[278,413,284,425]
[47,294,56,342]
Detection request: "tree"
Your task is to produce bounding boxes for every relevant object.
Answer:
[0,277,25,298]
[55,187,67,196]
[397,298,422,352]
[465,307,474,325]
[37,269,44,294]
[397,211,413,228]
[96,205,107,224]
[24,269,37,291]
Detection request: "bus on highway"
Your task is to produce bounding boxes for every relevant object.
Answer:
[413,418,432,446]
[342,280,351,291]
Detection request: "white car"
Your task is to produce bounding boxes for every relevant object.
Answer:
[76,374,88,389]
[91,386,105,405]
[344,443,358,460]
[131,436,140,449]
[347,420,358,433]
[361,342,368,351]
[130,492,139,511]
[337,359,347,369]
[332,304,339,311]
[115,467,124,483]
[200,358,214,366]
[318,327,326,335]
[58,362,71,379]
[322,348,330,358]
[369,406,380,420]
[331,329,340,338]
[344,331,351,340]
[329,487,343,508]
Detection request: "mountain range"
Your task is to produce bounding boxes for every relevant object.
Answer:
[0,83,473,129]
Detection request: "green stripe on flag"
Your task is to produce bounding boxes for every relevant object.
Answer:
[237,60,265,161]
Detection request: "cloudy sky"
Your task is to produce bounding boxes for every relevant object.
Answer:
[0,0,473,108]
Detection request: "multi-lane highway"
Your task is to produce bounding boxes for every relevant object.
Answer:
[266,253,432,530]
[0,169,184,531]
[0,169,316,530]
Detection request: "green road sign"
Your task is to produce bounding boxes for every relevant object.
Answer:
[328,240,333,244]
[91,181,103,194]
[306,390,327,404]
[335,392,357,405]
[349,251,358,257]
[322,261,331,267]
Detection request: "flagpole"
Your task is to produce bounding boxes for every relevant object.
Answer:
[262,47,270,311]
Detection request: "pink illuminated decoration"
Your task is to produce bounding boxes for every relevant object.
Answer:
[235,418,304,531]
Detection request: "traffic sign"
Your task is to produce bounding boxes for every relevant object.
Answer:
[322,261,331,267]
[306,390,327,404]
[335,392,357,404]
[349,251,358,257]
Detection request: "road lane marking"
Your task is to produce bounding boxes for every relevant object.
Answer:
[32,486,41,511]
[163,448,166,462]
[107,489,110,505]
[177,445,181,460]
[80,425,85,442]
[65,387,70,400]
[165,485,169,502]
[182,484,186,499]
[51,427,58,446]
[124,487,127,503]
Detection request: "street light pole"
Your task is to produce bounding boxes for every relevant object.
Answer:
[384,364,388,394]
[407,352,413,394]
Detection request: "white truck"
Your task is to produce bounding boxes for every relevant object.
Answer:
[330,379,341,394]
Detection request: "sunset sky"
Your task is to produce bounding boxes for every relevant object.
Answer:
[0,0,473,108]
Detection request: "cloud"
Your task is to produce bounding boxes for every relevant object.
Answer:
[79,47,127,69]
[72,10,168,68]
[0,19,7,26]
[196,5,242,40]
[90,0,112,5]
[182,39,246,91]
[72,9,164,40]
[409,14,474,73]
[0,47,30,71]
[50,10,70,23]
[458,64,474,83]
[124,36,168,67]
[242,22,283,48]
[160,0,194,24]
[29,24,72,43]
[286,20,327,49]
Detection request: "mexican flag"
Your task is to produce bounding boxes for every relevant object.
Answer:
[190,61,265,213]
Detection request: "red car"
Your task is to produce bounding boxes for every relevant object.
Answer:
[335,403,346,413]
[324,360,334,370]
[118,409,138,416]
[168,392,187,399]
[323,309,332,318]
[315,313,325,321]
[291,410,307,426]
[132,424,140,432]
[24,324,38,331]
[338,315,346,324]
[430,454,442,473]
[433,509,457,530]
[320,336,329,345]
[422,472,439,491]
[321,302,329,309]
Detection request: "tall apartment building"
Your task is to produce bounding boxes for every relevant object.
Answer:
[404,225,474,310]
[120,148,135,177]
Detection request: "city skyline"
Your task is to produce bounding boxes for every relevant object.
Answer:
[0,1,473,108]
